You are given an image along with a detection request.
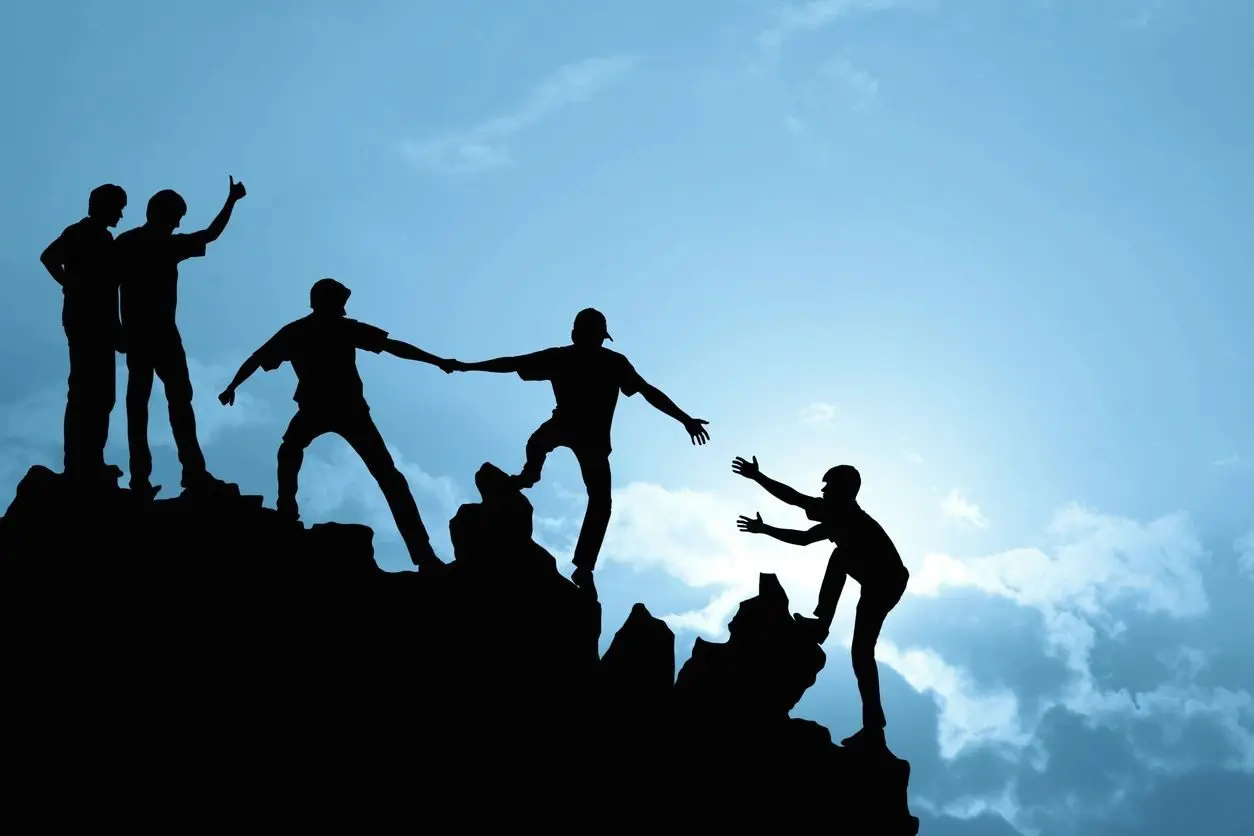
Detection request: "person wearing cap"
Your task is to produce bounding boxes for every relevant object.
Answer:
[449,307,710,590]
[216,278,456,572]
[40,183,129,487]
[114,176,247,499]
[732,455,909,750]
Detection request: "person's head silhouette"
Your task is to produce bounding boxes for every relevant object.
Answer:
[821,464,861,504]
[146,189,187,233]
[87,184,127,228]
[571,307,613,347]
[310,277,351,317]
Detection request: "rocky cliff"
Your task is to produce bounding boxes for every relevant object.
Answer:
[0,462,918,831]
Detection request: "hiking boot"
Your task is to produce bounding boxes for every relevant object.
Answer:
[129,480,162,502]
[571,566,596,595]
[793,613,830,644]
[840,726,887,750]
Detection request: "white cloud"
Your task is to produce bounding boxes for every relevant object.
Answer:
[1236,529,1254,581]
[878,641,1033,759]
[295,440,464,567]
[799,401,837,424]
[400,55,640,173]
[941,489,990,529]
[758,0,898,55]
[904,450,925,465]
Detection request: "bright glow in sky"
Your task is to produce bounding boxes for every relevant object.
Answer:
[2,2,1252,833]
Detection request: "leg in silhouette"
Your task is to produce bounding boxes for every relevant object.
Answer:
[125,349,159,497]
[276,409,329,522]
[569,446,612,590]
[842,581,906,749]
[339,411,441,569]
[63,331,117,482]
[149,338,216,491]
[512,417,564,489]
[796,555,847,643]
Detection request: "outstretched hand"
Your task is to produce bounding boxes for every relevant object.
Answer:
[732,455,760,479]
[438,358,468,373]
[228,175,247,201]
[683,417,710,445]
[736,512,766,535]
[218,387,235,406]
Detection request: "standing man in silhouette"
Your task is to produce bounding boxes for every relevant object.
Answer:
[732,456,909,750]
[40,183,129,486]
[216,278,456,572]
[114,177,246,499]
[450,308,710,590]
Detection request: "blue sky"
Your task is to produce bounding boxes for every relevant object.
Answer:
[2,1,1251,832]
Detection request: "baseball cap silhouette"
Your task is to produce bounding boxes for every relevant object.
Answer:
[310,277,351,312]
[573,307,613,341]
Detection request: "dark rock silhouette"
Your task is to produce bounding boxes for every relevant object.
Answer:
[0,464,917,831]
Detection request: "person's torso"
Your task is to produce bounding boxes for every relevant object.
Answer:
[116,227,184,336]
[286,316,369,409]
[547,347,627,446]
[817,504,908,587]
[59,219,118,329]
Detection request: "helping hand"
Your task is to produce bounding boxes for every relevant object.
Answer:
[732,455,760,479]
[684,417,710,445]
[228,175,247,201]
[437,358,466,373]
[736,512,766,535]
[218,387,236,406]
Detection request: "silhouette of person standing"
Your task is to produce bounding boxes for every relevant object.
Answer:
[114,177,246,499]
[217,278,456,571]
[451,308,710,590]
[40,184,129,486]
[733,456,909,750]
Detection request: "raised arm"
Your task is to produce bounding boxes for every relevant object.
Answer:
[732,456,820,511]
[736,512,828,546]
[193,176,247,244]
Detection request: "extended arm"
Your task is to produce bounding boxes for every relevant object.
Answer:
[756,472,819,511]
[383,338,452,369]
[218,350,265,405]
[637,378,710,445]
[40,235,68,287]
[736,513,829,546]
[732,456,820,511]
[761,523,829,547]
[458,355,528,373]
[219,330,284,405]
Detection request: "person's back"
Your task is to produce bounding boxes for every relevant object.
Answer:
[55,218,117,332]
[522,343,641,450]
[115,224,203,343]
[807,500,908,588]
[262,313,387,412]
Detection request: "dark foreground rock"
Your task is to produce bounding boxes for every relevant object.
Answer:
[0,463,918,831]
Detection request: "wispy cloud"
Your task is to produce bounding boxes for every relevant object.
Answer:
[1213,453,1241,468]
[904,450,925,465]
[1236,529,1254,581]
[757,0,897,55]
[800,401,838,424]
[942,489,990,529]
[400,55,640,174]
[817,57,880,109]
